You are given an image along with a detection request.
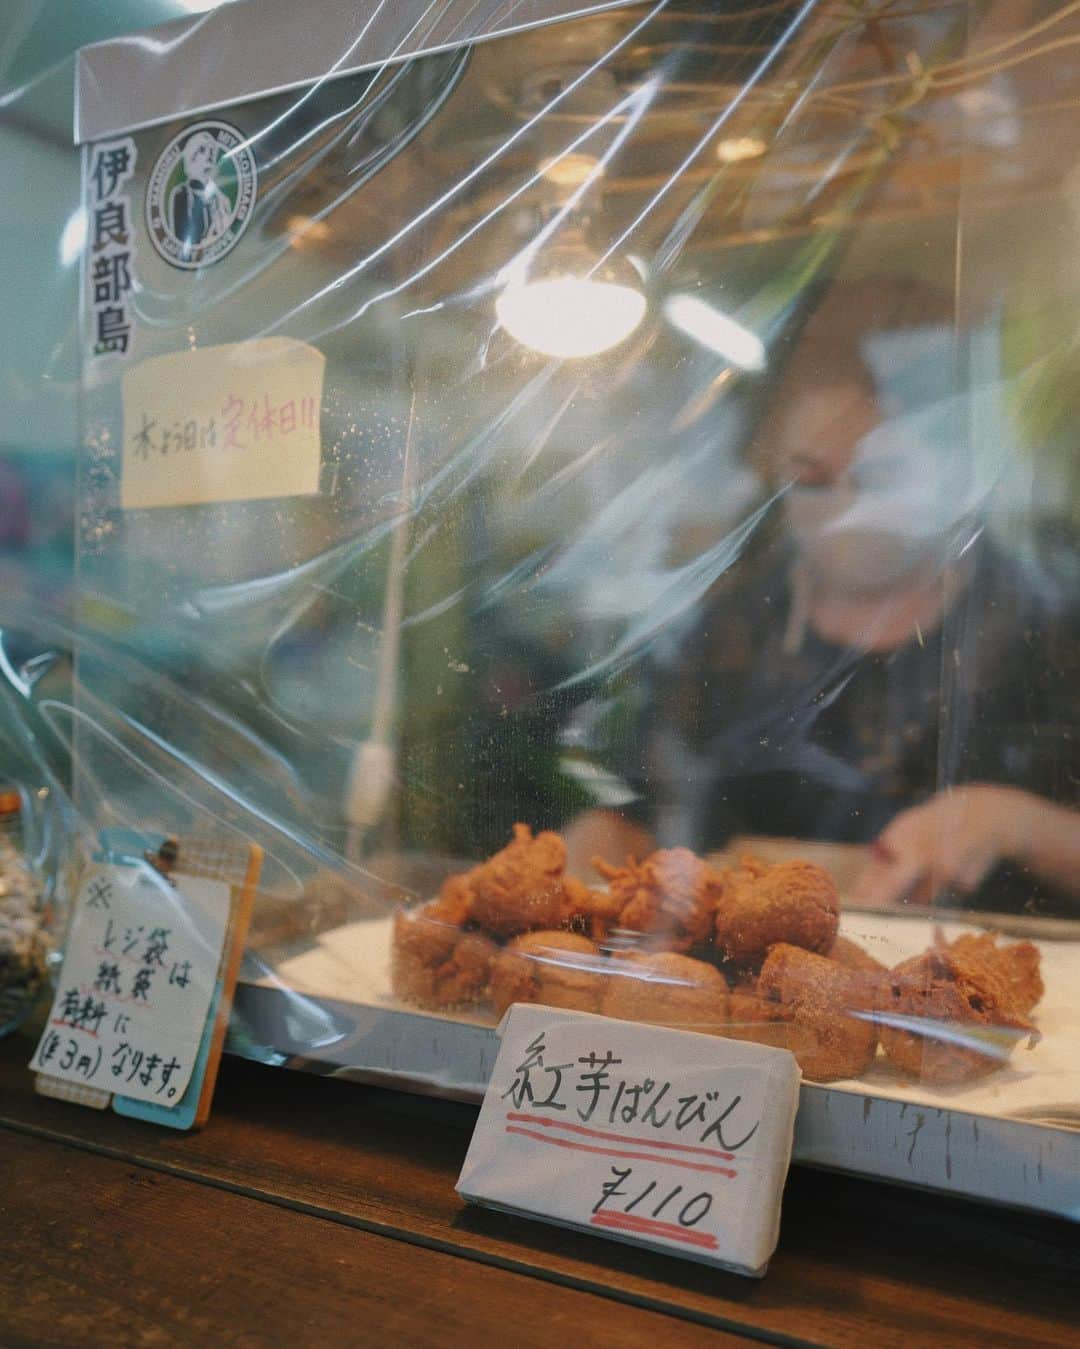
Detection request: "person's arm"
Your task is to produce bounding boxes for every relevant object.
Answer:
[1015,795,1080,898]
[852,785,1080,908]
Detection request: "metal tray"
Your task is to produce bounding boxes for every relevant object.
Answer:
[233,909,1080,1219]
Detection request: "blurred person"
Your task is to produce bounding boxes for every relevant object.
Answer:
[566,280,1080,913]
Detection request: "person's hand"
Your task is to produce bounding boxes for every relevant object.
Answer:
[852,785,1041,908]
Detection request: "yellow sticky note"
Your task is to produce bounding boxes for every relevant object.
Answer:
[120,337,324,509]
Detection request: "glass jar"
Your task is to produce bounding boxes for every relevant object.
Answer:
[0,788,50,1037]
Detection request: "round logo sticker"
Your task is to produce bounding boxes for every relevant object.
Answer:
[145,120,257,270]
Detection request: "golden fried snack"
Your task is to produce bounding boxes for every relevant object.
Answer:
[489,930,605,1018]
[712,974,817,1053]
[945,932,1043,1016]
[715,858,840,968]
[827,934,888,977]
[562,876,624,943]
[723,992,774,1044]
[437,868,478,921]
[757,943,878,1082]
[720,988,816,1055]
[468,823,569,938]
[592,847,723,952]
[601,951,729,1032]
[877,948,1038,1086]
[391,895,496,1010]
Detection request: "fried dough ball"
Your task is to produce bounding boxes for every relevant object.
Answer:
[945,932,1043,1016]
[467,824,568,938]
[757,943,878,1082]
[391,895,496,1010]
[715,858,839,968]
[436,868,478,921]
[592,847,723,952]
[601,951,729,1032]
[725,986,773,1037]
[877,948,1038,1086]
[726,994,809,1053]
[709,980,802,1052]
[562,876,624,943]
[827,934,888,977]
[489,930,605,1018]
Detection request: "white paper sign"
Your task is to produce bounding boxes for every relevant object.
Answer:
[120,337,324,509]
[30,863,230,1105]
[457,1005,801,1277]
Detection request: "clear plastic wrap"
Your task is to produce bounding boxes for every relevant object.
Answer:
[0,620,77,1035]
[4,0,1077,1207]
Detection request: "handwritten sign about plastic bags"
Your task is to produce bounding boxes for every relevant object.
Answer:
[457,1005,801,1278]
[30,863,229,1105]
[120,336,324,509]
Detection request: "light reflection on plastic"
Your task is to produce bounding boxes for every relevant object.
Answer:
[0,633,31,698]
[59,208,87,268]
[497,276,646,359]
[664,294,766,372]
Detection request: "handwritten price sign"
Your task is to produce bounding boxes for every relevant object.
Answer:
[30,863,229,1105]
[458,1006,800,1277]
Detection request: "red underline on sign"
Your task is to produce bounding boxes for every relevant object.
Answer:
[50,1021,99,1039]
[504,1126,738,1177]
[591,1210,719,1250]
[505,1112,736,1162]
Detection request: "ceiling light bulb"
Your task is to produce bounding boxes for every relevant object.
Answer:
[716,136,767,164]
[497,275,646,359]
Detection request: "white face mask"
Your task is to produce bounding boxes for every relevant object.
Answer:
[783,401,978,596]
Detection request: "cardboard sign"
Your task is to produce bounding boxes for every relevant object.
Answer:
[120,337,324,508]
[457,1005,801,1277]
[30,862,230,1106]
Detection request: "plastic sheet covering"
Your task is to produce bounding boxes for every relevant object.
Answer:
[2,1,1078,1163]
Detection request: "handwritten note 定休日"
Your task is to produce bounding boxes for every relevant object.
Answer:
[30,863,230,1105]
[457,1005,801,1277]
[120,337,324,509]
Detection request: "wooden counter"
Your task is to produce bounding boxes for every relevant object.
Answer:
[0,1026,1076,1347]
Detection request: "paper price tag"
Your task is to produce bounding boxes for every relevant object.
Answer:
[457,1006,800,1277]
[121,337,324,509]
[30,863,230,1105]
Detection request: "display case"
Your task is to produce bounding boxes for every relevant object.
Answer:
[72,0,1079,1216]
